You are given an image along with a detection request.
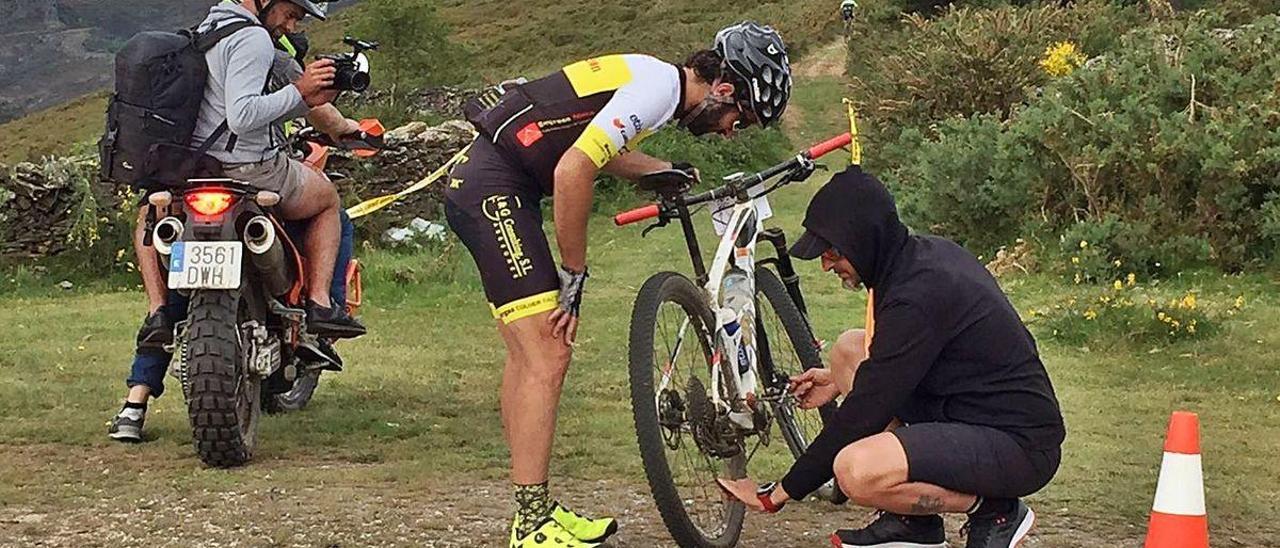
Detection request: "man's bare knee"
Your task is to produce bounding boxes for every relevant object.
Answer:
[507,314,573,385]
[831,329,867,368]
[834,435,906,506]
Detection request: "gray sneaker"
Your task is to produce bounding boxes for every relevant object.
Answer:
[962,499,1035,548]
[107,407,145,442]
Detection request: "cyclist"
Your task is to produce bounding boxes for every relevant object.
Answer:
[719,167,1064,548]
[841,0,859,24]
[445,21,792,547]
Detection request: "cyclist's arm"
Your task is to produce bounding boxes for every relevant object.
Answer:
[306,103,359,139]
[602,151,671,180]
[553,148,599,272]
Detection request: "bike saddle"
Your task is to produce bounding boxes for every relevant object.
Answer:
[637,168,696,195]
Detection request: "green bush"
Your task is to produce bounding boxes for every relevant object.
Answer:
[1031,276,1245,346]
[848,1,1144,151]
[880,12,1280,271]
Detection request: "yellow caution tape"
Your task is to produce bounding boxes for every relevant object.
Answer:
[843,98,863,166]
[345,143,472,220]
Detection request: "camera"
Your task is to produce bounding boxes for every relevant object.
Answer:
[318,37,378,92]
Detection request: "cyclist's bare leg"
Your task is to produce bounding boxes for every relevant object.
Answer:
[497,321,529,449]
[134,206,167,314]
[277,167,340,307]
[497,310,573,484]
[833,432,977,515]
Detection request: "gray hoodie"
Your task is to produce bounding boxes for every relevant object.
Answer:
[191,3,309,164]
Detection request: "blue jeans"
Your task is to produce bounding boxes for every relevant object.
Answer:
[127,211,356,397]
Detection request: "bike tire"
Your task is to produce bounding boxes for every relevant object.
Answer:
[185,289,260,467]
[754,267,835,461]
[629,271,746,548]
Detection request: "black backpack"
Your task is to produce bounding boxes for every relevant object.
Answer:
[98,17,258,190]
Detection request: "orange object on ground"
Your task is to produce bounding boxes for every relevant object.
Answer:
[1144,411,1209,548]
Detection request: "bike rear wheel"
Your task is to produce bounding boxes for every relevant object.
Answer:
[185,289,260,467]
[752,267,834,480]
[629,271,746,548]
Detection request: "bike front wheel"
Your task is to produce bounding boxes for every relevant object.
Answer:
[629,271,746,548]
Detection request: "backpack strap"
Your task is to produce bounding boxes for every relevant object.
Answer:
[195,16,259,52]
[192,15,261,156]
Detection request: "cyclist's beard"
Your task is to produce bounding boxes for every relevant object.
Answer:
[683,102,737,137]
[842,277,862,291]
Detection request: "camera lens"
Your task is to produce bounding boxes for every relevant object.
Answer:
[349,72,370,93]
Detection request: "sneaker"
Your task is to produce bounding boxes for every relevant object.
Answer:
[962,499,1035,548]
[305,300,366,339]
[551,503,617,543]
[831,512,946,548]
[107,406,145,443]
[135,310,174,351]
[510,516,600,548]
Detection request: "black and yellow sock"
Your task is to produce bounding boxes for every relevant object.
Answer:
[514,482,553,538]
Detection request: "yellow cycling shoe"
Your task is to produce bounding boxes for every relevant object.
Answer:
[511,516,601,548]
[552,503,618,543]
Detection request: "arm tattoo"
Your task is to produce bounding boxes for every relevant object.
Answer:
[910,495,945,514]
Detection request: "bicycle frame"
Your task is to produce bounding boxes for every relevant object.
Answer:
[627,132,854,417]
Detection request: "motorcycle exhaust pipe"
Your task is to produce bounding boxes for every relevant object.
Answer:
[152,217,184,256]
[244,216,292,296]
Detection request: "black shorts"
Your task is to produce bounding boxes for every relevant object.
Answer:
[444,138,560,324]
[892,422,1061,499]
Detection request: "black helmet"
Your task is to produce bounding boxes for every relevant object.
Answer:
[715,21,792,128]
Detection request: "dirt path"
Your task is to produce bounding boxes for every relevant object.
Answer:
[0,451,1142,548]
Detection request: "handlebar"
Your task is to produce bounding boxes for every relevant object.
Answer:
[614,204,661,226]
[614,132,853,227]
[808,133,853,159]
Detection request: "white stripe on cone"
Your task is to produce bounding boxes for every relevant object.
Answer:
[1152,452,1206,516]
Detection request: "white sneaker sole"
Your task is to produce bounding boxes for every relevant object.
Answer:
[1010,507,1036,547]
[829,535,945,548]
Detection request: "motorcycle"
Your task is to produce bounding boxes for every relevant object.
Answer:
[146,119,384,467]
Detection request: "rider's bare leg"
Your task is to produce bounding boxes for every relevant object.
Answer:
[126,384,151,405]
[497,311,573,484]
[833,432,978,514]
[134,206,167,314]
[277,167,340,307]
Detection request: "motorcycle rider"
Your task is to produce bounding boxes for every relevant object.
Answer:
[109,1,364,441]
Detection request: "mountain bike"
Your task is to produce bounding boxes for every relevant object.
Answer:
[614,133,852,547]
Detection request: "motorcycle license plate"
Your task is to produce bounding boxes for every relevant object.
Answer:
[168,242,243,290]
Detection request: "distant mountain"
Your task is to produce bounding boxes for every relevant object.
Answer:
[0,0,213,122]
[0,1,361,123]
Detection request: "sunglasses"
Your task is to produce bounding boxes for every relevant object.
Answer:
[733,101,760,130]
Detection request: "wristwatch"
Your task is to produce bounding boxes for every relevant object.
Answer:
[756,482,786,513]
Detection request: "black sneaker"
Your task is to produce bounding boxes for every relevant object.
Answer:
[305,300,366,339]
[107,406,145,443]
[135,310,174,351]
[962,499,1035,548]
[831,512,946,548]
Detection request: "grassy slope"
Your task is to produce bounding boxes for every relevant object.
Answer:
[1,0,838,165]
[3,1,1280,544]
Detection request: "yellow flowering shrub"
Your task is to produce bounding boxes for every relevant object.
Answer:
[1040,41,1086,77]
[1031,269,1245,344]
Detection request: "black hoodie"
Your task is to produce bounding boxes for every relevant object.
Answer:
[779,166,1066,499]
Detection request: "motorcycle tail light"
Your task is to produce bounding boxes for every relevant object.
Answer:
[186,190,237,217]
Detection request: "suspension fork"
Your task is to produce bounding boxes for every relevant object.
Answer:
[757,228,809,317]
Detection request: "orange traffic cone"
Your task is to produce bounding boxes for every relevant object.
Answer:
[1144,411,1209,548]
